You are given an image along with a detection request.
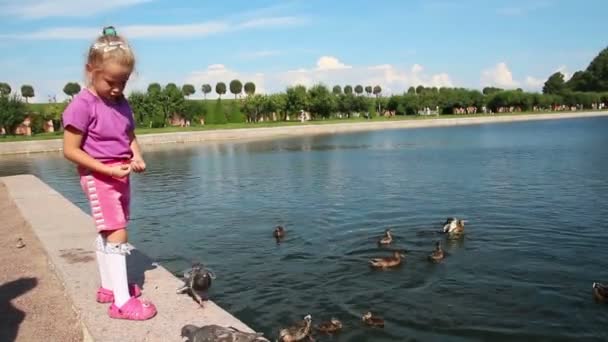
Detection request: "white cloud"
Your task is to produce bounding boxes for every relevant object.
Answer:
[0,16,305,40]
[182,56,453,98]
[316,56,352,70]
[240,50,283,59]
[481,62,520,88]
[496,1,552,16]
[184,64,267,98]
[524,76,544,89]
[0,0,153,19]
[555,65,571,81]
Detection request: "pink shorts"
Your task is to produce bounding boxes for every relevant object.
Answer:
[79,160,130,231]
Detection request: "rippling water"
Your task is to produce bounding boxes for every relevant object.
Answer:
[2,117,608,341]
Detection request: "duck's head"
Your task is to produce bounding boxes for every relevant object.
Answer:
[181,325,198,339]
[330,318,342,327]
[435,241,442,250]
[362,312,372,321]
[458,219,467,227]
[443,218,457,232]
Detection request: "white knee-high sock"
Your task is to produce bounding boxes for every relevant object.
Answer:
[95,235,112,289]
[106,243,130,307]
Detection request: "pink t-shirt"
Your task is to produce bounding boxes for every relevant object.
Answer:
[62,89,135,162]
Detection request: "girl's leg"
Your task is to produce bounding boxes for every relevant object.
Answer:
[95,233,112,290]
[105,228,130,307]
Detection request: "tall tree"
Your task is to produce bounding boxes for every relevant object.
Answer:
[0,83,11,96]
[244,82,256,96]
[407,86,416,95]
[584,47,608,91]
[147,83,161,93]
[373,85,382,113]
[181,84,195,98]
[202,84,212,99]
[20,85,34,103]
[344,85,353,95]
[229,79,243,99]
[215,82,227,99]
[332,85,342,95]
[543,72,566,94]
[365,86,373,96]
[63,82,81,99]
[308,84,336,119]
[355,85,363,96]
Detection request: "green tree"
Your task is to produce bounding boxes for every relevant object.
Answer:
[355,85,363,96]
[147,83,161,93]
[566,71,593,92]
[365,85,373,96]
[63,82,81,99]
[373,85,382,113]
[244,82,256,96]
[308,84,336,119]
[344,85,353,94]
[407,86,416,95]
[0,94,27,135]
[242,94,265,122]
[20,85,34,103]
[215,82,226,99]
[285,85,309,116]
[332,85,342,95]
[0,83,11,96]
[201,84,212,99]
[181,84,195,98]
[482,86,503,95]
[584,47,608,91]
[165,83,179,92]
[229,79,243,99]
[543,72,566,94]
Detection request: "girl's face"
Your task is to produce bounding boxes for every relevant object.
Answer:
[87,62,132,102]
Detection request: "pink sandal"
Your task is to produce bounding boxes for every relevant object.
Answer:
[96,284,142,303]
[108,297,157,321]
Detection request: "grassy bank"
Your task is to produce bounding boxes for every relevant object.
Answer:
[1,110,606,143]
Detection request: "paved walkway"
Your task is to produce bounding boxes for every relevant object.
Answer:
[0,181,83,342]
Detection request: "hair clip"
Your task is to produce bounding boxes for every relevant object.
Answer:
[102,26,118,36]
[92,41,129,53]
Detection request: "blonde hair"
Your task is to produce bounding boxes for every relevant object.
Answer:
[87,26,135,71]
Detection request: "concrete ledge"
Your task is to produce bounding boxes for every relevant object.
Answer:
[1,175,260,342]
[1,111,607,156]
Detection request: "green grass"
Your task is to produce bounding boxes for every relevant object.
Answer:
[1,110,604,143]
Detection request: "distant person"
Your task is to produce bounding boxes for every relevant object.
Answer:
[61,26,156,321]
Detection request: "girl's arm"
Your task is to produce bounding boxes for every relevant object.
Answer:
[63,126,113,176]
[129,130,143,161]
[129,130,146,173]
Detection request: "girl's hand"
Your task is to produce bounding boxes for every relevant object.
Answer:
[108,164,131,178]
[131,158,146,173]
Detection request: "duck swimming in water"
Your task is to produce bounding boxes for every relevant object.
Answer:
[377,229,393,246]
[361,312,384,328]
[273,226,286,243]
[428,241,444,263]
[593,282,608,302]
[369,250,405,269]
[443,217,466,236]
[315,317,342,334]
[278,314,313,342]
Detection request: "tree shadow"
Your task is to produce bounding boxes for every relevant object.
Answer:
[127,249,159,290]
[0,277,38,342]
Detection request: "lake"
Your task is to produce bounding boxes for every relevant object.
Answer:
[1,117,607,341]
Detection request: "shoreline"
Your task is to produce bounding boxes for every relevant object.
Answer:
[1,111,607,156]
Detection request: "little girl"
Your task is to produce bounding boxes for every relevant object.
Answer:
[62,26,156,320]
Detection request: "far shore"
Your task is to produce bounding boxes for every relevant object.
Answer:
[1,111,607,156]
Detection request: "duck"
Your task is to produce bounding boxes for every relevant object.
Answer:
[278,314,312,342]
[369,250,405,269]
[428,241,444,263]
[361,312,384,328]
[273,225,286,242]
[315,317,342,334]
[443,217,466,235]
[377,229,393,246]
[593,282,608,302]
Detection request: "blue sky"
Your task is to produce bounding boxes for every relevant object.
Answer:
[1,0,607,101]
